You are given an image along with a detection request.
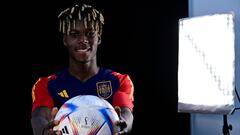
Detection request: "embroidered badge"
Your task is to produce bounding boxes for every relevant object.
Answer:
[96,81,112,99]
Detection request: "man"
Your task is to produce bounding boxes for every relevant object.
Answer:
[31,3,134,135]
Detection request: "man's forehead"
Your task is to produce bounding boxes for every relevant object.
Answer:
[70,21,96,30]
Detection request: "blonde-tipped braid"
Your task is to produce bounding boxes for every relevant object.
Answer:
[58,4,104,35]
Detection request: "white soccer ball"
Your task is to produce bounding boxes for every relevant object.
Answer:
[54,95,120,135]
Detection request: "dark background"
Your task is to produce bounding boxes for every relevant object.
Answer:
[5,0,190,134]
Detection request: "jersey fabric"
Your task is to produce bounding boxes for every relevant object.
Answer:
[32,68,134,112]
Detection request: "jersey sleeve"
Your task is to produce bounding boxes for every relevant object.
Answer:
[31,76,55,112]
[112,72,134,111]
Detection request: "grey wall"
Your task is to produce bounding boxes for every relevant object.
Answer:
[189,0,240,135]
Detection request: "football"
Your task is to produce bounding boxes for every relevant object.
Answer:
[53,95,120,135]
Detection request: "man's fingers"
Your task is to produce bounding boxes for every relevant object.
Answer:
[114,129,127,135]
[115,106,121,117]
[48,129,62,135]
[52,130,62,135]
[116,119,127,128]
[115,106,121,113]
[45,120,59,129]
[44,120,61,135]
[55,131,62,135]
[51,107,59,119]
[119,129,127,135]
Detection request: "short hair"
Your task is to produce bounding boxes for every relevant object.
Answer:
[58,3,104,35]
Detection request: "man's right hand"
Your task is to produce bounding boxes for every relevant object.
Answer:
[43,107,62,135]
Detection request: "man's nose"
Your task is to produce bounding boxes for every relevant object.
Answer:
[77,34,88,43]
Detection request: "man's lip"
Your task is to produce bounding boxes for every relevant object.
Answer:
[75,45,90,50]
[75,47,91,53]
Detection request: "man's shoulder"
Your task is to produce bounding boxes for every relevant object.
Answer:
[34,69,67,84]
[34,74,57,85]
[101,68,131,80]
[102,68,125,76]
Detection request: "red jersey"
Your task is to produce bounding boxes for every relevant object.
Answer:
[32,68,134,112]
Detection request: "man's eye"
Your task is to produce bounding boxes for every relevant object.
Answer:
[86,31,96,37]
[70,33,78,36]
[70,33,80,37]
[69,31,96,38]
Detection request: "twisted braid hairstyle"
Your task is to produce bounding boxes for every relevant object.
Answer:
[58,3,104,36]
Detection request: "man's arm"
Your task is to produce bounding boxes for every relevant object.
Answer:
[31,106,52,135]
[120,107,134,133]
[31,107,61,135]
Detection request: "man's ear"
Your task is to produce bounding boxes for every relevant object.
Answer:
[63,35,67,46]
[98,35,101,45]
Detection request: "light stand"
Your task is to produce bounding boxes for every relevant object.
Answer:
[222,88,240,135]
[222,115,232,135]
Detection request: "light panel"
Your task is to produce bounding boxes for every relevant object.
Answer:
[178,13,235,114]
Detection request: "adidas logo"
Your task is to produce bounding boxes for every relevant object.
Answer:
[61,126,69,134]
[58,90,69,98]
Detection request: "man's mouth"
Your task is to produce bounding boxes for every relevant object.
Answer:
[75,47,91,54]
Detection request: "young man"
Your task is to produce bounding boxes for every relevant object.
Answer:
[31,3,134,135]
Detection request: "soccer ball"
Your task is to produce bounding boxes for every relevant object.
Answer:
[53,95,120,135]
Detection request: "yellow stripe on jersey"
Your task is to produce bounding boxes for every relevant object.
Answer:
[58,90,69,98]
[32,78,42,103]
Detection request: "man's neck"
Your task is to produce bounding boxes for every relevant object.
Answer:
[68,60,99,82]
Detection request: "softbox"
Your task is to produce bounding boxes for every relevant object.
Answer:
[178,13,235,114]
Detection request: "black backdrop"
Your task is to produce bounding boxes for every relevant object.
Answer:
[4,0,190,134]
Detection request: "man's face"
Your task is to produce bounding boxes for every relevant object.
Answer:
[63,20,101,63]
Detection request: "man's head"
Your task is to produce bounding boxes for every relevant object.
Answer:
[58,3,104,64]
[58,3,104,36]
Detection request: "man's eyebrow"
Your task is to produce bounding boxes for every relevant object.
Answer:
[85,28,95,31]
[69,29,79,33]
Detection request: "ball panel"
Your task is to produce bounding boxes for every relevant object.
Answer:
[95,122,112,135]
[54,95,120,135]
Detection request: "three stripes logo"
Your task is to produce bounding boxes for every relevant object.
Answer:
[61,126,69,134]
[58,90,69,98]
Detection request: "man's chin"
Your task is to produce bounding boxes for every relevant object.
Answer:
[78,59,90,64]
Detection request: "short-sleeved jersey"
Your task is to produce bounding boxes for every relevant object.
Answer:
[31,68,134,112]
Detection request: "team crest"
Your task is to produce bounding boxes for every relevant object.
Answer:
[96,81,112,99]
